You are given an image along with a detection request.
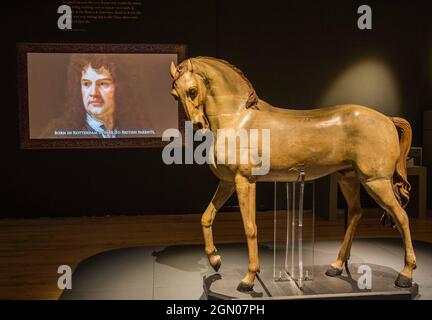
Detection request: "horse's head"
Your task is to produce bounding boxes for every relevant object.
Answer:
[170,59,209,129]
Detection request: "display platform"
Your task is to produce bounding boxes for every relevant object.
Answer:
[60,239,431,300]
[203,264,419,300]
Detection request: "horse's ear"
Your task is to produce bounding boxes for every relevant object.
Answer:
[187,59,193,72]
[170,61,177,79]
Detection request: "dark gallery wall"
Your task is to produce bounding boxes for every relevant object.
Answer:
[2,0,431,218]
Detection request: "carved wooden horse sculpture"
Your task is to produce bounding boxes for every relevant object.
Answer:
[170,57,416,291]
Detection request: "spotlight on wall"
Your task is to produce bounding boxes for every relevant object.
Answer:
[319,58,400,116]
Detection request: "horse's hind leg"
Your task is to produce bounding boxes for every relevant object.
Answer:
[362,178,416,287]
[202,180,235,271]
[235,175,259,292]
[326,173,363,276]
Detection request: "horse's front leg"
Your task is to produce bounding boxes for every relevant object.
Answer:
[202,180,235,271]
[235,175,259,292]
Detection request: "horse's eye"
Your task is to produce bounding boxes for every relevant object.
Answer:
[188,88,197,100]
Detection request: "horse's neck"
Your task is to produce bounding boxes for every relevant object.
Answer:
[194,59,252,128]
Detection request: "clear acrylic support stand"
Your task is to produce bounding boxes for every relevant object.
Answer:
[273,170,315,289]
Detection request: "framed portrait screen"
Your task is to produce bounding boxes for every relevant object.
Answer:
[17,43,187,148]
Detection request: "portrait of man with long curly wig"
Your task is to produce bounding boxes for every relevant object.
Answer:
[41,54,138,138]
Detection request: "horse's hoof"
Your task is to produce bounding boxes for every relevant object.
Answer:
[209,255,221,272]
[395,273,413,288]
[325,265,343,277]
[237,281,254,292]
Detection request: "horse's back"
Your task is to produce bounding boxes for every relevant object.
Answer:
[263,102,389,121]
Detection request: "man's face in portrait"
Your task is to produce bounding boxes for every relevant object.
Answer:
[81,65,116,118]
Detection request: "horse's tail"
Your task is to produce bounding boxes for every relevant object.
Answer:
[391,117,412,208]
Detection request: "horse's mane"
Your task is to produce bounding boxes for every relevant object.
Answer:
[191,56,260,110]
